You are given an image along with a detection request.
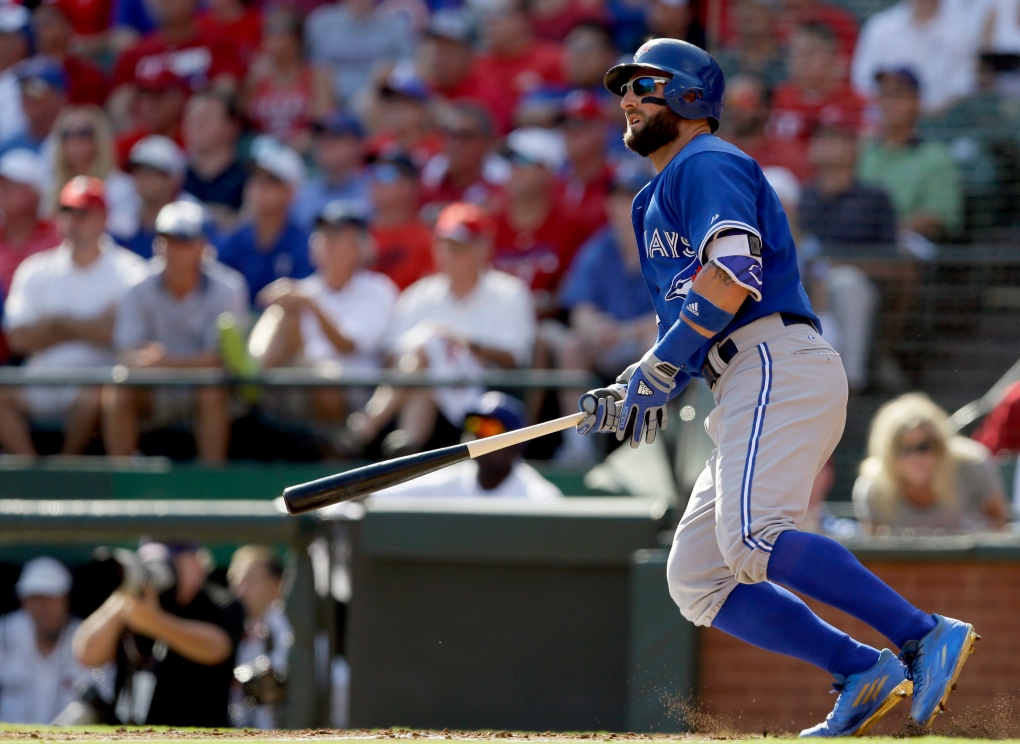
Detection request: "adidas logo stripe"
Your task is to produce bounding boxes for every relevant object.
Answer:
[637,381,654,396]
[688,302,699,315]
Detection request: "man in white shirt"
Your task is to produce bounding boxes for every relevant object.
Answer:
[851,0,990,113]
[371,392,562,501]
[245,200,398,422]
[0,176,146,455]
[0,557,107,723]
[346,202,537,457]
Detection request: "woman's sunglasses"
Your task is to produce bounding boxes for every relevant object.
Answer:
[897,439,938,457]
[61,127,95,140]
[621,76,670,96]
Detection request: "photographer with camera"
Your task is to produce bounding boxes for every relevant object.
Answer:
[72,542,244,728]
[227,546,293,729]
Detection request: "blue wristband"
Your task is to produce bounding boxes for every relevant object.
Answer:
[651,316,712,373]
[680,290,734,334]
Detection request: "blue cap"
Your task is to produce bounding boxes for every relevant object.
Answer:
[611,160,655,194]
[875,67,921,92]
[17,56,67,94]
[466,392,526,432]
[315,112,364,138]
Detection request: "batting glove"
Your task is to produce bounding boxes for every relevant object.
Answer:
[617,352,679,448]
[577,383,626,435]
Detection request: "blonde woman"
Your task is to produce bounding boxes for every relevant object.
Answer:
[853,393,1009,533]
[48,105,140,239]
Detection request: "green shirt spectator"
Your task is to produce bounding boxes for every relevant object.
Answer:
[857,67,963,241]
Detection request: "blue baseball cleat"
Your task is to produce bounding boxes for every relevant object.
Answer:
[799,649,912,738]
[900,614,981,727]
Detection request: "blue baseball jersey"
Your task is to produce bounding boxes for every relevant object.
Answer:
[632,133,817,362]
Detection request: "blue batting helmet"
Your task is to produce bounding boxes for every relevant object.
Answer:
[604,38,725,132]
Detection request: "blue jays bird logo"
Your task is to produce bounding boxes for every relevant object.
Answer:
[664,263,702,301]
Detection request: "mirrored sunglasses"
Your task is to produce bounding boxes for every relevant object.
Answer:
[622,76,670,97]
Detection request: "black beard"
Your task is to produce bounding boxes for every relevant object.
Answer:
[624,108,683,157]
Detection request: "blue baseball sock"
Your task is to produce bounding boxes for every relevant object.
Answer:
[767,530,937,650]
[713,582,880,678]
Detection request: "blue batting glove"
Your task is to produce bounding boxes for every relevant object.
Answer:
[577,383,626,435]
[617,352,680,448]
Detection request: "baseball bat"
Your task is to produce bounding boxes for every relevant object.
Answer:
[283,411,586,514]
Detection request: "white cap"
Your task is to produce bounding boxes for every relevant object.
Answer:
[505,127,566,171]
[129,135,186,180]
[156,200,206,240]
[762,166,801,209]
[16,557,72,599]
[0,5,30,34]
[0,148,46,196]
[251,136,305,190]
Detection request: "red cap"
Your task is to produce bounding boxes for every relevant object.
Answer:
[815,102,862,136]
[136,68,190,94]
[60,176,106,211]
[435,202,495,244]
[561,90,603,122]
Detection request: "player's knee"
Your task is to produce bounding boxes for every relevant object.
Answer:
[666,538,710,624]
[716,526,788,585]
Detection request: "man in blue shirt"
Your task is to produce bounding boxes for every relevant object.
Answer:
[292,114,371,232]
[577,39,979,737]
[217,138,312,304]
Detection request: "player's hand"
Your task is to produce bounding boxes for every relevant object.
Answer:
[617,353,678,448]
[577,383,626,435]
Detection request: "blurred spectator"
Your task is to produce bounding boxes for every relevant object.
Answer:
[800,107,898,246]
[853,392,1009,533]
[857,68,962,240]
[182,91,247,227]
[0,177,145,456]
[370,392,562,499]
[0,5,30,145]
[715,0,786,89]
[364,65,441,168]
[0,58,69,164]
[0,150,62,293]
[852,0,985,113]
[492,127,588,317]
[417,10,482,105]
[109,0,157,53]
[0,557,104,724]
[31,3,108,106]
[196,0,262,67]
[305,0,414,107]
[346,203,535,457]
[769,24,865,144]
[420,103,508,220]
[246,200,397,424]
[717,74,812,182]
[292,113,370,232]
[553,167,657,465]
[217,139,311,304]
[560,91,613,237]
[530,0,606,41]
[776,0,858,62]
[113,135,189,259]
[48,105,140,240]
[562,21,620,92]
[106,201,248,462]
[470,0,564,132]
[74,541,245,726]
[367,152,434,289]
[982,0,1020,55]
[44,0,113,49]
[113,69,189,169]
[109,0,243,128]
[973,379,1020,456]
[244,7,334,154]
[227,546,292,730]
[645,0,692,43]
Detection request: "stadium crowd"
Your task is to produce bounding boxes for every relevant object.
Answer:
[0,0,1019,477]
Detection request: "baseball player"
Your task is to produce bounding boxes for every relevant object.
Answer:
[577,39,979,736]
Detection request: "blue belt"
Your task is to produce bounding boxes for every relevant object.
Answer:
[701,313,817,390]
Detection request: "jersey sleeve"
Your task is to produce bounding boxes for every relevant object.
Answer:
[671,152,762,265]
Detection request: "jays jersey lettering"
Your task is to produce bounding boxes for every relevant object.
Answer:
[631,133,817,374]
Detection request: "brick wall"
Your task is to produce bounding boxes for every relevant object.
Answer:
[697,561,1020,735]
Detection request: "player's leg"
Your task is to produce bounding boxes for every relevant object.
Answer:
[0,388,37,455]
[668,455,880,679]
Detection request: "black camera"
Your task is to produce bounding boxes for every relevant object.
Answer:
[93,546,177,596]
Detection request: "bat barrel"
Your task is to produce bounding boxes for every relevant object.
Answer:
[283,443,470,514]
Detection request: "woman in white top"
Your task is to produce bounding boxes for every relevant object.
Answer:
[47,105,139,238]
[853,392,1009,534]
